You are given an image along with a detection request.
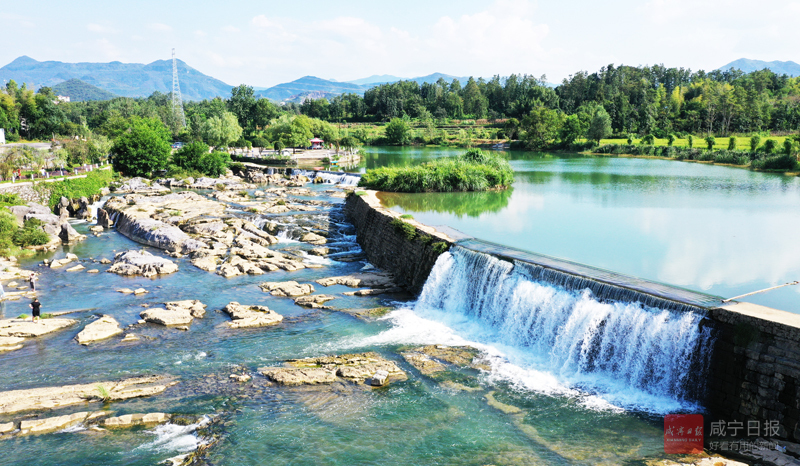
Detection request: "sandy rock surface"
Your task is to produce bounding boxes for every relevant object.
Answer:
[75,315,123,345]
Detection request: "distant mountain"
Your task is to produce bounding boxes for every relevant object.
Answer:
[256,76,366,102]
[347,74,406,86]
[51,78,117,101]
[717,58,800,76]
[0,55,233,101]
[407,72,468,85]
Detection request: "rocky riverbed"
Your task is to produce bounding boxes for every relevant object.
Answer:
[0,170,761,466]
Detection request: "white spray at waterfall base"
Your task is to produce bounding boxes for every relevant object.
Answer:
[344,246,714,414]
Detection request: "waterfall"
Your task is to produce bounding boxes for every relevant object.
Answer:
[415,246,715,407]
[291,169,361,186]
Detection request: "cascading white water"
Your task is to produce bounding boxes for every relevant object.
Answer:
[291,169,361,186]
[415,246,715,405]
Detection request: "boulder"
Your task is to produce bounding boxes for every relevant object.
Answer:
[165,300,206,318]
[293,294,336,308]
[222,302,283,328]
[107,250,178,278]
[66,264,85,272]
[229,374,251,382]
[368,370,389,387]
[140,308,193,326]
[97,208,112,228]
[121,334,139,342]
[191,255,218,272]
[103,413,169,428]
[216,263,244,278]
[259,352,407,387]
[59,223,87,244]
[300,232,327,245]
[309,247,330,256]
[0,421,14,434]
[75,315,123,345]
[259,281,314,297]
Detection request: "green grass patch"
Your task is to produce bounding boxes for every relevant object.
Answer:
[359,149,513,193]
[17,314,28,319]
[400,214,414,219]
[355,191,367,196]
[0,193,25,208]
[431,242,449,255]
[38,169,114,209]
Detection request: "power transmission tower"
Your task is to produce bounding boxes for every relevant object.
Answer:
[171,48,186,128]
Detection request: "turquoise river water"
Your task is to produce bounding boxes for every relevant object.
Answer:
[1,150,783,464]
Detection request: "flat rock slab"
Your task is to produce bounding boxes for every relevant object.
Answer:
[259,281,314,297]
[222,302,283,328]
[0,318,77,338]
[75,315,123,345]
[103,412,169,428]
[316,272,396,289]
[0,375,175,415]
[260,352,407,387]
[293,294,336,308]
[18,411,98,435]
[165,300,207,318]
[0,336,24,352]
[140,308,193,326]
[107,250,178,278]
[259,367,336,386]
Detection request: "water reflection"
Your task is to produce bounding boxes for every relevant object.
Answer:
[369,148,800,313]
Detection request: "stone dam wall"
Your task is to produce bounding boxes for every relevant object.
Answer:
[344,189,800,443]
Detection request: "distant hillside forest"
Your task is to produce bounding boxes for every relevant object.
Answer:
[3,64,800,151]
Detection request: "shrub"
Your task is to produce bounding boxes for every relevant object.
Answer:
[728,137,736,150]
[390,218,417,241]
[0,193,24,208]
[431,242,449,255]
[784,139,794,156]
[750,135,761,152]
[41,170,113,209]
[641,134,654,145]
[763,139,778,154]
[752,154,797,170]
[687,135,694,148]
[13,218,49,247]
[359,149,513,193]
[667,134,675,146]
[705,136,716,150]
[0,211,17,251]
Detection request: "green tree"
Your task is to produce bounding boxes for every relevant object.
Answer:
[667,134,676,146]
[587,107,612,143]
[201,111,243,148]
[705,135,716,150]
[504,118,520,140]
[728,136,736,150]
[385,118,411,145]
[687,135,694,148]
[750,135,761,152]
[641,134,655,145]
[763,139,777,153]
[558,114,584,146]
[171,141,209,171]
[784,139,794,156]
[228,85,256,132]
[111,117,171,176]
[520,107,562,149]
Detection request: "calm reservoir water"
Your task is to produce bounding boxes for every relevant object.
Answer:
[363,147,800,313]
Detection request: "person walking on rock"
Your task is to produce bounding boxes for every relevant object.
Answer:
[29,273,37,292]
[29,297,41,323]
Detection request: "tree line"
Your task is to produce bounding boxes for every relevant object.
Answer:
[3,63,800,155]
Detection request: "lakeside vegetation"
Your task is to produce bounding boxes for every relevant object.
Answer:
[359,149,513,193]
[3,63,800,176]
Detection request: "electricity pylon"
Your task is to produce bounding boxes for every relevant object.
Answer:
[171,48,186,128]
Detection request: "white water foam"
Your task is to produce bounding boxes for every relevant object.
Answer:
[276,230,300,243]
[337,247,713,414]
[137,416,210,454]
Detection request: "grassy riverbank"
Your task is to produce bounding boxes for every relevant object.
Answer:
[592,144,798,172]
[359,149,514,193]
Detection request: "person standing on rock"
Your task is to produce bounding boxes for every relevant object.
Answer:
[29,297,41,323]
[29,272,37,292]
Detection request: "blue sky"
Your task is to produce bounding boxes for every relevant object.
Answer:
[2,0,799,87]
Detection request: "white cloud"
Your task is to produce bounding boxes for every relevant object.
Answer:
[194,30,207,37]
[222,26,240,33]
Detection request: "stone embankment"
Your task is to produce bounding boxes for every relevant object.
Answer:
[343,191,453,293]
